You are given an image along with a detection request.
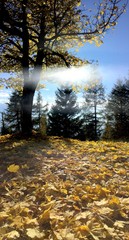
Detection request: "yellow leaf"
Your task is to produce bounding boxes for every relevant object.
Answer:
[95,199,108,206]
[76,1,81,7]
[80,225,89,231]
[10,216,23,228]
[73,204,80,211]
[81,194,88,201]
[0,212,8,222]
[120,210,128,219]
[98,207,113,215]
[106,25,110,29]
[7,164,20,173]
[54,229,75,240]
[45,195,52,202]
[114,221,125,228]
[5,230,20,239]
[109,196,120,207]
[75,225,90,233]
[75,211,91,220]
[100,10,104,15]
[24,217,38,226]
[27,13,32,19]
[60,188,67,195]
[21,207,31,214]
[21,164,28,169]
[50,212,64,221]
[40,200,55,210]
[103,224,115,236]
[116,168,126,175]
[39,208,51,223]
[101,187,110,194]
[26,228,45,238]
[73,195,80,201]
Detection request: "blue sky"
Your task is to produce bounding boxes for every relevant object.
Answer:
[41,4,129,105]
[0,1,129,115]
[76,4,129,92]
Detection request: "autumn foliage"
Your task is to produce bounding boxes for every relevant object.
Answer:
[0,135,129,239]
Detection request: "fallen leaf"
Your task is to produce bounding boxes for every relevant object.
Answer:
[7,164,20,173]
[5,230,20,239]
[26,228,45,238]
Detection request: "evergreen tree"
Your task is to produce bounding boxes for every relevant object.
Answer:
[32,91,48,130]
[0,112,10,135]
[4,90,22,133]
[104,80,129,139]
[83,82,106,140]
[47,87,83,139]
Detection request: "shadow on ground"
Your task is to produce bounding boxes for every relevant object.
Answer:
[0,134,75,182]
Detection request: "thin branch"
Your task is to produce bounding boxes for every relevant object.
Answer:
[0,0,22,37]
[8,38,23,52]
[5,54,22,63]
[51,51,70,67]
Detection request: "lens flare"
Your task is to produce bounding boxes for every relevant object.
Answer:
[42,64,102,87]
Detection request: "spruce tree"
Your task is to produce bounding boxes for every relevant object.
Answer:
[4,90,22,133]
[1,112,9,135]
[47,87,83,139]
[104,80,129,139]
[83,82,106,140]
[32,91,48,130]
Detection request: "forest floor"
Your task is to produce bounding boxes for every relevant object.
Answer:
[0,134,129,240]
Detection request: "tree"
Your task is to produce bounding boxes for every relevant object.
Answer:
[32,91,48,130]
[104,80,129,139]
[4,90,22,133]
[0,0,127,135]
[83,82,106,140]
[47,87,83,139]
[0,112,10,135]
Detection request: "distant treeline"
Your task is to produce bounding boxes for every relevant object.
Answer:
[1,79,129,141]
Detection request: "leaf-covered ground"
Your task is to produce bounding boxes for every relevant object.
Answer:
[0,135,129,240]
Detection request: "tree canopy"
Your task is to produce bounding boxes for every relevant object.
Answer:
[0,0,127,73]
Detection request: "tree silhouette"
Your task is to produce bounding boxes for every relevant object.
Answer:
[0,112,9,135]
[83,82,106,140]
[4,90,22,133]
[32,91,48,130]
[104,80,129,139]
[47,87,83,139]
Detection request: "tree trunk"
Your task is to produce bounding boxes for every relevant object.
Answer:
[21,84,36,136]
[21,65,42,136]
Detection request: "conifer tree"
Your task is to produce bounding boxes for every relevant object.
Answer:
[4,90,22,133]
[83,82,106,140]
[47,87,83,139]
[0,112,9,135]
[104,80,129,139]
[32,91,48,130]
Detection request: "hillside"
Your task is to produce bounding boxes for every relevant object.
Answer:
[0,135,129,240]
